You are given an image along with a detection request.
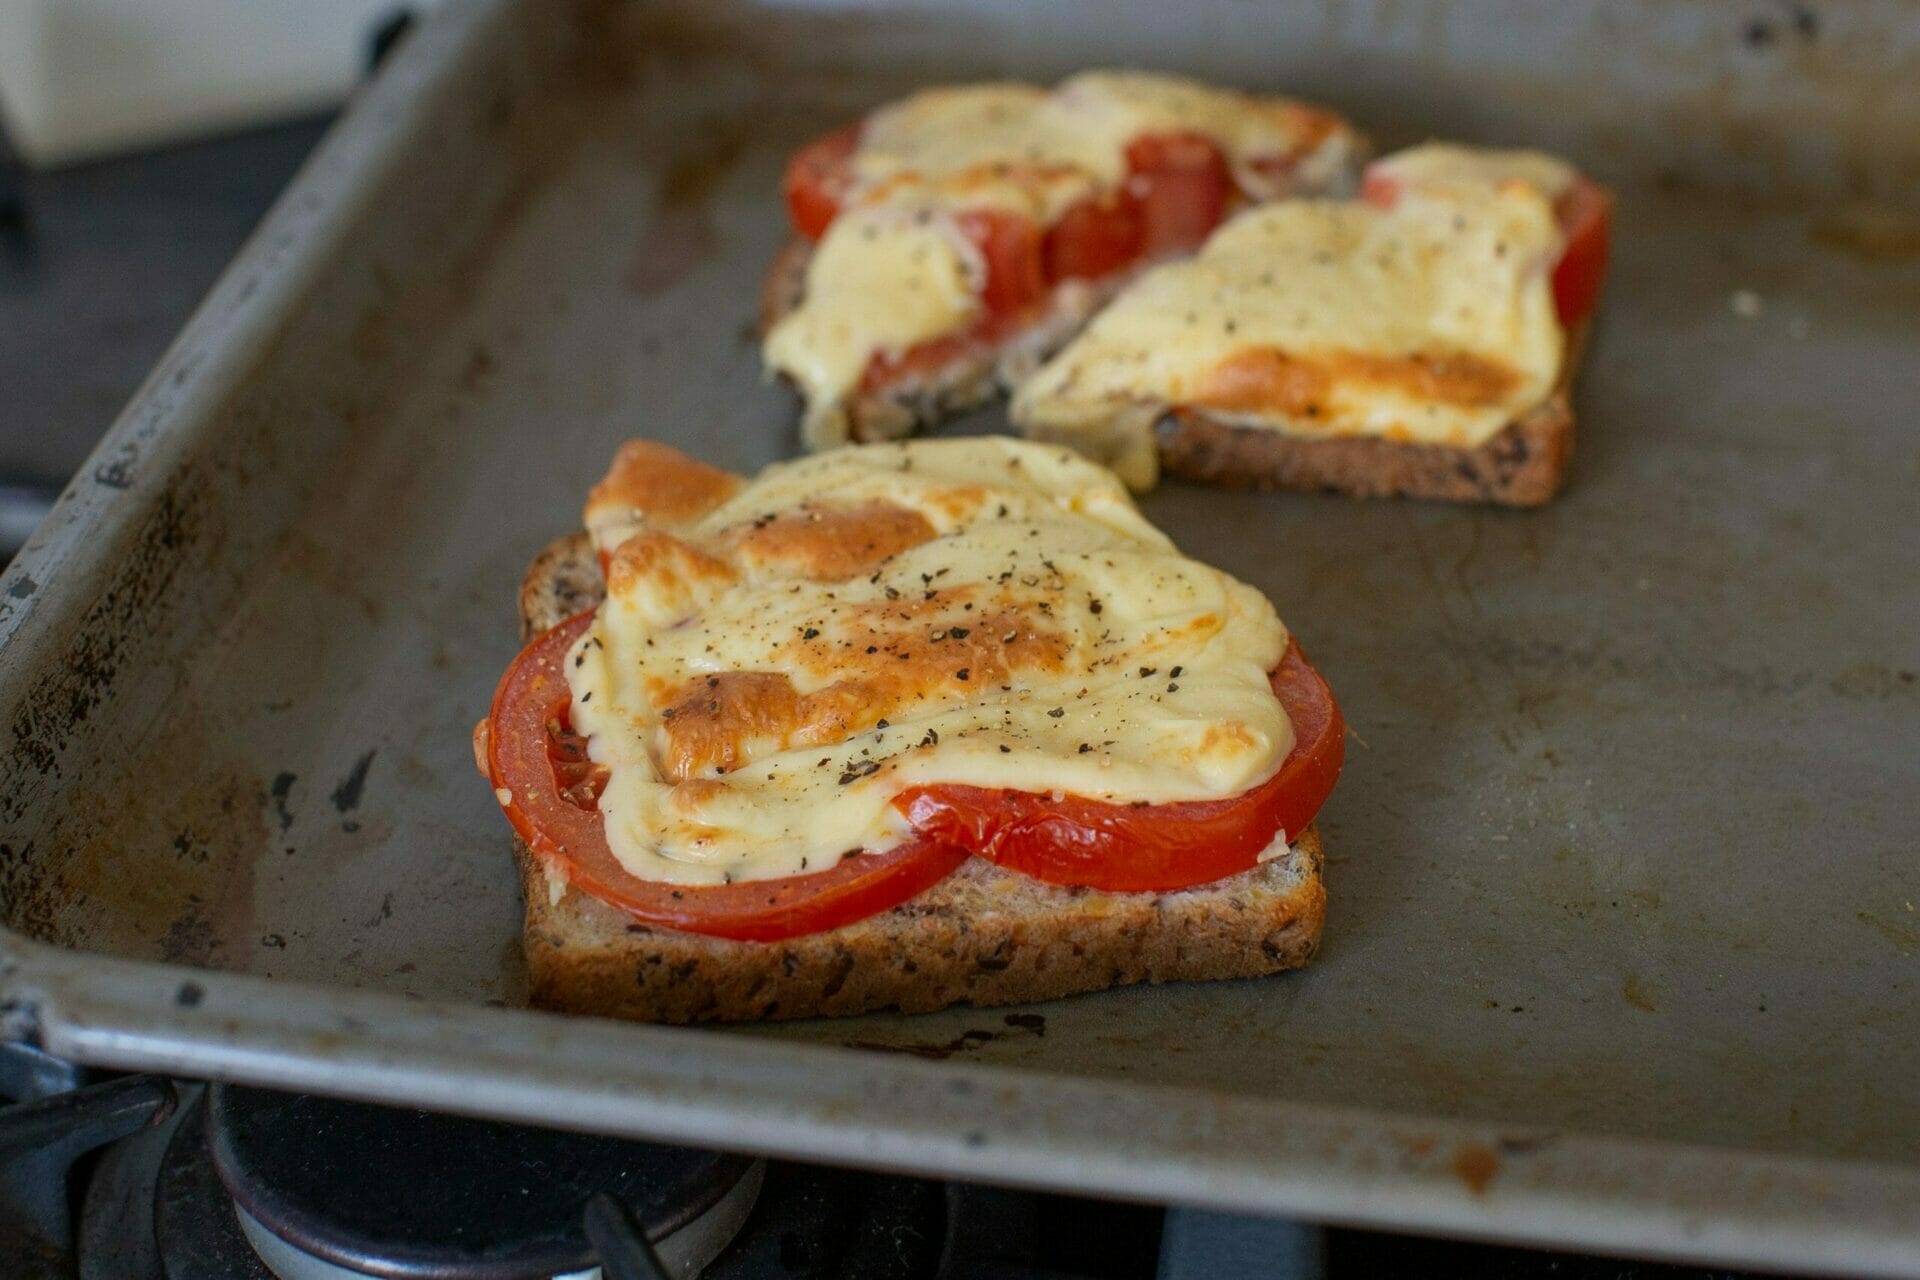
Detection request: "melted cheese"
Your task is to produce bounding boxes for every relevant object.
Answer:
[1013,146,1570,488]
[763,72,1361,449]
[763,206,983,441]
[1368,142,1576,203]
[853,72,1356,224]
[568,438,1292,886]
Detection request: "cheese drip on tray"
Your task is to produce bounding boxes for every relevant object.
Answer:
[569,438,1292,886]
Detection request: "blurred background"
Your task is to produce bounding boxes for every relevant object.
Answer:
[0,0,428,564]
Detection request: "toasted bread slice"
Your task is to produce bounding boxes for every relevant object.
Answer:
[1146,320,1589,506]
[766,236,1587,504]
[514,532,1325,1024]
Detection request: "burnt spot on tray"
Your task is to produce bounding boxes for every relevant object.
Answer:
[330,751,377,813]
[3,484,201,821]
[269,773,297,832]
[174,981,206,1008]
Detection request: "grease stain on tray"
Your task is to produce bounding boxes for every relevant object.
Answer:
[628,127,752,294]
[1622,973,1659,1013]
[1856,912,1920,955]
[1812,203,1920,262]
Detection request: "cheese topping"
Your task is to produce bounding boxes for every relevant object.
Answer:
[568,438,1292,886]
[1368,142,1576,203]
[1013,145,1572,488]
[762,206,983,438]
[852,72,1355,225]
[763,72,1361,449]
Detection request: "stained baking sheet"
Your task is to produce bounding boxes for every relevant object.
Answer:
[3,0,1919,1272]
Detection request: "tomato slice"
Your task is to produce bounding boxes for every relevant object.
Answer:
[1125,130,1233,257]
[1044,189,1144,283]
[958,208,1047,316]
[857,209,1046,394]
[893,641,1345,893]
[1549,176,1611,329]
[1363,167,1611,328]
[486,611,968,942]
[784,124,859,241]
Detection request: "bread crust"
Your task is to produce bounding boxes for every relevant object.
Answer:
[512,532,1326,1024]
[1155,393,1573,506]
[1151,319,1591,506]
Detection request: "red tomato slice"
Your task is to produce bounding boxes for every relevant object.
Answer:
[784,124,859,241]
[1125,130,1232,257]
[486,611,969,942]
[893,641,1345,893]
[957,208,1047,315]
[1550,176,1611,329]
[1362,167,1611,328]
[1044,190,1144,283]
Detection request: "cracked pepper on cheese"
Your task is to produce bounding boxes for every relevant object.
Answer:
[1013,144,1576,489]
[568,438,1292,885]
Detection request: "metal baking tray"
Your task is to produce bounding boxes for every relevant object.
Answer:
[4,0,1918,1271]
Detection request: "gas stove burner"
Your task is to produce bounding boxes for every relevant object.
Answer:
[198,1084,759,1280]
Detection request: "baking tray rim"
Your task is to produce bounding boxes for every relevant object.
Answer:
[6,931,1920,1278]
[2,0,1917,1272]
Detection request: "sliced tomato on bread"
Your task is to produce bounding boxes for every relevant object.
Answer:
[484,611,970,942]
[895,640,1343,892]
[487,613,1344,935]
[1361,166,1612,328]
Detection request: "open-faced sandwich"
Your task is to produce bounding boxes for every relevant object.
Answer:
[1011,144,1613,504]
[761,71,1365,451]
[477,438,1344,1023]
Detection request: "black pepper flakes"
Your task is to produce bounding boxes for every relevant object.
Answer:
[955,668,970,681]
[802,627,820,640]
[1047,707,1064,718]
[838,759,881,785]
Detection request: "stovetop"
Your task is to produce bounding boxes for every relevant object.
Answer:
[0,1040,1786,1280]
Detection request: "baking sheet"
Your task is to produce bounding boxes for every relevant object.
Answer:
[3,0,1919,1271]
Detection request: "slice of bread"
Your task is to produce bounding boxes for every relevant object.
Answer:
[1146,320,1591,506]
[513,532,1326,1024]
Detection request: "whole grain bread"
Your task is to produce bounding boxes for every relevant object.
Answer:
[1148,320,1592,506]
[513,532,1326,1024]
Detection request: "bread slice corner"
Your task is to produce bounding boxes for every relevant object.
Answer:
[512,532,1327,1024]
[1147,319,1591,506]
